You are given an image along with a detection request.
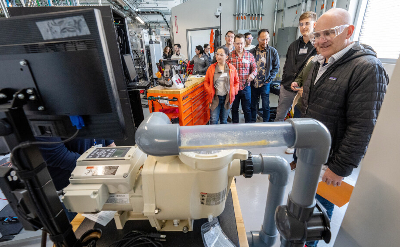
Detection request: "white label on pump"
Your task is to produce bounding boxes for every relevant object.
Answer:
[159,99,169,104]
[83,166,119,176]
[105,194,130,204]
[200,188,227,206]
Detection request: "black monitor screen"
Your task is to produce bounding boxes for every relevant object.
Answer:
[0,8,136,142]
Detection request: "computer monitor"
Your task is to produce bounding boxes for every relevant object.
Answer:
[0,8,136,142]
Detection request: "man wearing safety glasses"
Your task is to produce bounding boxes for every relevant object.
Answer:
[275,11,317,129]
[300,8,389,247]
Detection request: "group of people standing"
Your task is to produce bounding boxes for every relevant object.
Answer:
[204,28,280,125]
[163,43,213,75]
[202,8,389,247]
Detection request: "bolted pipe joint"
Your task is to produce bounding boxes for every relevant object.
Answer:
[286,118,331,165]
[135,112,179,156]
[275,197,331,245]
[252,154,290,186]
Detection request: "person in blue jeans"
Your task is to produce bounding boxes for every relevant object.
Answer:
[250,83,270,122]
[204,46,240,124]
[249,29,280,122]
[228,33,257,123]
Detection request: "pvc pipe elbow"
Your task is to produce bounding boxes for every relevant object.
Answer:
[286,118,331,165]
[135,112,179,156]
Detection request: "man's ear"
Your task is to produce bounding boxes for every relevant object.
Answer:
[347,25,355,38]
[313,21,316,28]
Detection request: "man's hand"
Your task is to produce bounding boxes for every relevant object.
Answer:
[247,74,255,83]
[322,168,344,187]
[107,142,116,147]
[291,82,300,91]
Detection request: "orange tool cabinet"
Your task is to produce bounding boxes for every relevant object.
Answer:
[147,77,210,126]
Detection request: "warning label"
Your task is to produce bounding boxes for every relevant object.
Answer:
[200,189,227,206]
[105,194,130,204]
[83,166,119,176]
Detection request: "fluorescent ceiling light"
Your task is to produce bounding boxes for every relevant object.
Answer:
[136,16,145,24]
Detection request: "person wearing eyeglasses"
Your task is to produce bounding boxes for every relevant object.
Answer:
[212,31,235,63]
[248,29,279,123]
[299,8,388,247]
[275,11,317,136]
[228,33,257,123]
[244,32,256,51]
[204,46,240,124]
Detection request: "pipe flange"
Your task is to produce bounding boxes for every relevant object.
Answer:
[241,153,254,178]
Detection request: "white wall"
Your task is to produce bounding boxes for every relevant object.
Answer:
[170,0,275,59]
[334,58,400,246]
[187,29,213,59]
[171,0,359,76]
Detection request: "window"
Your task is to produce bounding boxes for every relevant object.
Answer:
[356,0,400,61]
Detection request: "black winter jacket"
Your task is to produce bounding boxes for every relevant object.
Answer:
[281,37,316,91]
[301,42,389,177]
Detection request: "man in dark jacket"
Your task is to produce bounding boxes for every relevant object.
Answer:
[301,8,388,247]
[275,11,317,122]
[249,29,280,122]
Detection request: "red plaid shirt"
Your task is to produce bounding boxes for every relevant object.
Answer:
[228,50,257,90]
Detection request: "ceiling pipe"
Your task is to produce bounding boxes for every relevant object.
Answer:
[136,10,170,28]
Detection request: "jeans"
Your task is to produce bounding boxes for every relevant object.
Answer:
[232,86,251,123]
[305,194,335,247]
[250,83,270,122]
[275,86,297,122]
[210,95,230,124]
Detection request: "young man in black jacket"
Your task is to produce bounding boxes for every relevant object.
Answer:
[249,29,280,122]
[275,11,317,124]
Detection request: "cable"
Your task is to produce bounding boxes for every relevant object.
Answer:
[8,129,80,239]
[10,129,79,170]
[108,231,165,247]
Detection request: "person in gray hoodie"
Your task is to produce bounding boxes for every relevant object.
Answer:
[301,8,389,247]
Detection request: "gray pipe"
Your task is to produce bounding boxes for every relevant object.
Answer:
[248,155,290,247]
[331,0,336,8]
[286,118,331,207]
[301,0,306,14]
[135,112,179,156]
[322,0,327,14]
[253,0,256,29]
[258,0,264,29]
[306,0,312,11]
[242,0,245,30]
[249,0,253,29]
[236,0,239,30]
[244,0,247,30]
[273,0,278,46]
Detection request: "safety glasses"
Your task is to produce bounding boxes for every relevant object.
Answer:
[310,24,349,43]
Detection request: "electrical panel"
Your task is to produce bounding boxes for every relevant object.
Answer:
[276,27,298,57]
